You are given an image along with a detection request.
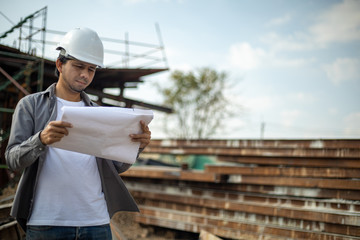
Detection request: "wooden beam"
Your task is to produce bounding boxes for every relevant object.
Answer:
[205,165,360,178]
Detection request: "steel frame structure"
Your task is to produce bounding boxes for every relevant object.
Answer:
[0,7,172,187]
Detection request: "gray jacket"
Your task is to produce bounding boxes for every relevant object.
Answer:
[5,83,139,232]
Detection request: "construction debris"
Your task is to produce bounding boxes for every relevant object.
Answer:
[199,229,223,240]
[121,139,360,240]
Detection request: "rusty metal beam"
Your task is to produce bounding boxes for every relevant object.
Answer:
[131,191,360,226]
[142,146,360,158]
[135,214,285,240]
[121,166,223,183]
[137,207,358,240]
[122,166,360,190]
[148,139,360,149]
[229,175,360,190]
[216,156,360,168]
[125,181,360,213]
[86,88,173,113]
[0,67,29,95]
[137,199,360,236]
[123,177,360,201]
[127,139,360,238]
[205,165,360,178]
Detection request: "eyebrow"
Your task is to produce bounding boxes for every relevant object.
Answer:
[72,62,96,69]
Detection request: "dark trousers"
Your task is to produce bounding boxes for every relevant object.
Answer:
[26,224,112,240]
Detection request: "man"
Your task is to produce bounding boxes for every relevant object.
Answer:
[5,27,151,239]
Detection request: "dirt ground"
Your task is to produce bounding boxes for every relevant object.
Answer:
[0,184,16,203]
[112,212,181,240]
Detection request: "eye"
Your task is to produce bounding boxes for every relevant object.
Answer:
[74,64,84,69]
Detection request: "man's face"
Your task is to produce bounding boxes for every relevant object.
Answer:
[59,59,97,93]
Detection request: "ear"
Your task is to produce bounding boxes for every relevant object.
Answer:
[56,59,63,74]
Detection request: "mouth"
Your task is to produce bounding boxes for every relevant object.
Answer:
[75,80,87,86]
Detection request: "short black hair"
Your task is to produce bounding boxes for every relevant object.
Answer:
[54,54,69,77]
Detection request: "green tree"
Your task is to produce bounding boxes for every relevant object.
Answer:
[158,67,232,139]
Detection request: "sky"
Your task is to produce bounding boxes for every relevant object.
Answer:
[0,0,359,139]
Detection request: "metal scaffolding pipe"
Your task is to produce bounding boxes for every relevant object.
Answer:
[0,66,30,95]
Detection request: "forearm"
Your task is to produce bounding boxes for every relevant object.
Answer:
[5,131,46,172]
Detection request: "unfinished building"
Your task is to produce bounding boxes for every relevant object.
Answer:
[0,7,171,188]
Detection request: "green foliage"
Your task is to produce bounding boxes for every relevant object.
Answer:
[158,67,232,139]
[0,164,8,169]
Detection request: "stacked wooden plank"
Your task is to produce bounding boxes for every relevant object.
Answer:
[0,197,23,240]
[120,139,360,240]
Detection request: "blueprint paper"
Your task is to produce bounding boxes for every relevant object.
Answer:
[51,106,153,164]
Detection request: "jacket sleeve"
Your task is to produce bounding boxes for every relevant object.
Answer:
[5,98,46,172]
[113,162,132,173]
[113,148,144,173]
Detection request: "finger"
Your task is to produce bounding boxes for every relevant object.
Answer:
[133,137,150,146]
[131,136,150,142]
[50,121,73,128]
[130,132,151,140]
[49,134,66,142]
[130,134,150,143]
[140,121,149,133]
[46,124,70,136]
[47,121,73,135]
[40,130,67,145]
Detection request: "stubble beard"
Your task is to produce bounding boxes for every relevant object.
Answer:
[65,77,88,93]
[69,84,85,93]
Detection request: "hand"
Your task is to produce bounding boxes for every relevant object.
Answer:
[130,121,151,149]
[40,121,73,145]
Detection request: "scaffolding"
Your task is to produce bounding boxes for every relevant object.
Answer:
[0,7,168,70]
[0,7,172,187]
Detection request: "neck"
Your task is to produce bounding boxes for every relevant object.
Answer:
[55,81,81,102]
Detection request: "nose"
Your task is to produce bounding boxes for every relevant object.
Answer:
[79,69,90,80]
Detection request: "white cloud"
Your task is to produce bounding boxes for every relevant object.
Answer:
[225,1,360,72]
[241,95,275,112]
[228,41,310,71]
[281,110,301,127]
[120,0,171,5]
[261,32,313,52]
[229,42,266,70]
[328,108,339,115]
[267,14,292,27]
[323,58,360,85]
[289,92,315,104]
[310,0,360,45]
[261,0,360,53]
[273,57,311,68]
[343,112,360,136]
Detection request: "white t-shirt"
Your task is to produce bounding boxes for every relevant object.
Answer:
[28,97,109,226]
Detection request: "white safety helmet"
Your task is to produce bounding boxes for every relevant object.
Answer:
[56,27,104,68]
